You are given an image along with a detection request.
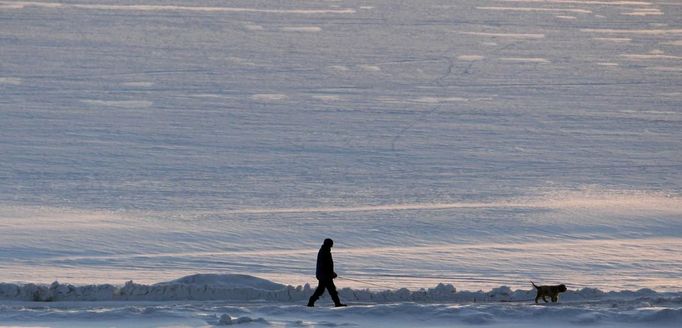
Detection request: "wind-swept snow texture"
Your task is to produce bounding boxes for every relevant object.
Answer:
[0,1,681,326]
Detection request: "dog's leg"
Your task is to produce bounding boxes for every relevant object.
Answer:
[535,295,540,304]
[542,296,548,303]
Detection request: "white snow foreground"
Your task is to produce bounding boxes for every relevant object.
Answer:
[1,274,681,327]
[0,274,677,303]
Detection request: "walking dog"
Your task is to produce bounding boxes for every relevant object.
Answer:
[531,281,567,303]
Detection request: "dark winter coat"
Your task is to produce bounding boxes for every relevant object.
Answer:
[315,245,335,280]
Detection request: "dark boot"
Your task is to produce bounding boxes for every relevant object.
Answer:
[332,292,346,307]
[307,297,316,307]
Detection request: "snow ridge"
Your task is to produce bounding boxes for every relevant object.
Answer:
[0,274,678,303]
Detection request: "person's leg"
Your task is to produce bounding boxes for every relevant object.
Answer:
[307,280,327,306]
[325,280,345,306]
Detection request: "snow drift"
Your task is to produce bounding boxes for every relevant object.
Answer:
[158,273,286,290]
[0,274,678,304]
[1,274,681,327]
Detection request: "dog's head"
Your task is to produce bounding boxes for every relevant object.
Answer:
[558,284,567,292]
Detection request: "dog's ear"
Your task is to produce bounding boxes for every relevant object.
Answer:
[559,284,567,292]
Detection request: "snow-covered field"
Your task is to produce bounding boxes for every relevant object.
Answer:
[1,273,682,327]
[1,0,681,326]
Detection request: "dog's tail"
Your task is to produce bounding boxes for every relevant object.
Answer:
[530,281,539,289]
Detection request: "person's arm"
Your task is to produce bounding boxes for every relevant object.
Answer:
[330,253,337,278]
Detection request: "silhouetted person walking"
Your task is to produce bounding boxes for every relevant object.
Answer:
[307,238,346,307]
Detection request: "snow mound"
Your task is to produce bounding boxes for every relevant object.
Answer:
[157,274,285,291]
[214,314,268,326]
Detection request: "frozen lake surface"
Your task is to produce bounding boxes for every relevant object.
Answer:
[0,0,681,326]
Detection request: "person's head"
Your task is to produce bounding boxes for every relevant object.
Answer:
[323,238,334,248]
